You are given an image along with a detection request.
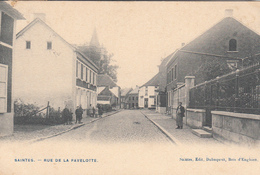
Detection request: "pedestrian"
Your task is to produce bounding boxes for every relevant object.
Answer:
[78,105,83,123]
[176,102,185,129]
[75,105,83,124]
[92,106,96,118]
[62,105,70,125]
[98,104,103,118]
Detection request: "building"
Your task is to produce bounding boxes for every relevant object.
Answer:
[14,16,99,116]
[139,74,159,109]
[120,88,132,109]
[97,74,120,108]
[127,86,139,109]
[166,10,260,113]
[155,53,174,113]
[0,2,25,136]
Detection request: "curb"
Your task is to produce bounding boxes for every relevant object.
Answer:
[140,111,182,146]
[29,110,122,143]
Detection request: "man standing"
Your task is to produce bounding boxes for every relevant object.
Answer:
[176,102,185,129]
[62,105,70,125]
[75,105,83,124]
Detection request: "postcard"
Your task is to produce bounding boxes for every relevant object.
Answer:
[0,1,259,175]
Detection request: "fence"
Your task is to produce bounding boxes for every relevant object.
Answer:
[189,63,260,114]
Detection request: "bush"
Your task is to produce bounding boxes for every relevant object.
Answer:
[14,99,63,125]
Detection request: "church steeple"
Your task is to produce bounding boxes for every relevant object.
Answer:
[90,28,100,47]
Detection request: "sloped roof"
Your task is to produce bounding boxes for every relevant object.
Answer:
[121,88,132,96]
[167,17,260,67]
[97,74,117,87]
[142,73,160,87]
[0,2,25,20]
[16,18,99,70]
[129,86,139,94]
[110,87,119,98]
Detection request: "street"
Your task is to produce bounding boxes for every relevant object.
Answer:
[45,110,172,144]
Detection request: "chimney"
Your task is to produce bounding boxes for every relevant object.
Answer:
[225,9,233,18]
[33,13,46,22]
[181,43,185,47]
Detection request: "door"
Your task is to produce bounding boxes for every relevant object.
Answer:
[144,98,148,108]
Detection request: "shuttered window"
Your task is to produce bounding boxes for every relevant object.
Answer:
[0,64,8,113]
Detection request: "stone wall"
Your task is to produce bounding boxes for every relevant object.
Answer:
[0,113,13,137]
[212,111,260,146]
[186,108,206,128]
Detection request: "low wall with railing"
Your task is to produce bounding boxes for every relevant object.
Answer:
[212,111,260,146]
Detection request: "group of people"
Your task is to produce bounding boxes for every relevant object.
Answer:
[61,104,104,125]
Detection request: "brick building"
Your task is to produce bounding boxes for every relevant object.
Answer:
[127,86,139,109]
[166,10,260,113]
[120,88,132,109]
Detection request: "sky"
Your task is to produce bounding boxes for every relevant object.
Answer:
[11,1,260,89]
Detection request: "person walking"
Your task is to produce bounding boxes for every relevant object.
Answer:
[62,105,70,125]
[176,102,185,129]
[97,104,103,118]
[75,105,83,124]
[92,106,96,118]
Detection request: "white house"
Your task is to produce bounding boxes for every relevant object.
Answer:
[14,16,99,115]
[138,73,159,109]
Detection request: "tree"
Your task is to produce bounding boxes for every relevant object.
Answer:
[78,45,118,82]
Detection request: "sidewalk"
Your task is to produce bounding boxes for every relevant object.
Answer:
[142,110,222,146]
[0,110,121,143]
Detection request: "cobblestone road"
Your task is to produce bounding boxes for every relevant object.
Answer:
[47,110,172,144]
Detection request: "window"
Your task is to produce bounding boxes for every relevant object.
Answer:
[129,97,131,101]
[229,39,237,51]
[89,70,92,83]
[0,64,8,113]
[26,41,31,49]
[174,64,177,79]
[171,68,174,81]
[93,72,96,84]
[132,97,134,100]
[136,97,138,100]
[47,41,52,50]
[76,61,78,78]
[81,64,83,79]
[83,65,86,81]
[85,67,88,82]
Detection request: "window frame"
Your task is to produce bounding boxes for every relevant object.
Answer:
[26,41,31,49]
[228,39,237,52]
[47,41,52,50]
[0,64,8,113]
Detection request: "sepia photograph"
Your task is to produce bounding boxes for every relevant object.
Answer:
[0,1,260,174]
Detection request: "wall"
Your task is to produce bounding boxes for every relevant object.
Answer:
[212,111,260,146]
[186,108,206,128]
[0,113,13,137]
[14,21,74,109]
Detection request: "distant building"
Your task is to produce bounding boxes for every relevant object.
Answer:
[120,88,132,109]
[97,74,120,108]
[139,74,159,109]
[0,2,24,136]
[127,86,139,109]
[14,16,99,116]
[166,10,260,113]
